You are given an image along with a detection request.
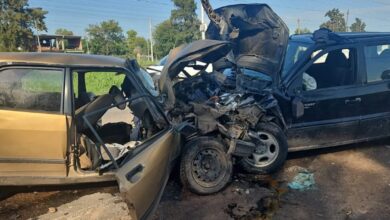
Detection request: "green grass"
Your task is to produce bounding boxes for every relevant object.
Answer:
[83,72,125,96]
[20,62,154,96]
[22,70,63,93]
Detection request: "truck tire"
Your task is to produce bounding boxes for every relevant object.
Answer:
[180,137,233,195]
[240,123,288,174]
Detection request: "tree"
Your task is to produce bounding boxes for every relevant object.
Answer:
[126,29,148,58]
[320,9,346,32]
[154,0,201,58]
[294,28,311,35]
[0,0,47,51]
[55,28,73,36]
[171,0,201,44]
[85,20,125,55]
[350,18,366,32]
[154,20,177,58]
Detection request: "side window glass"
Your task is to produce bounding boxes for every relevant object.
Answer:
[302,48,355,91]
[73,71,126,109]
[85,72,125,96]
[0,68,64,112]
[364,44,390,83]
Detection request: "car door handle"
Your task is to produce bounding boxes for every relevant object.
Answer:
[345,97,361,104]
[126,164,144,183]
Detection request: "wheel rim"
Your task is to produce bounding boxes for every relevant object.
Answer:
[244,131,280,168]
[191,147,226,188]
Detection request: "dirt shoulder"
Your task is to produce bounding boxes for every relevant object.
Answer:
[154,142,390,220]
[0,142,389,220]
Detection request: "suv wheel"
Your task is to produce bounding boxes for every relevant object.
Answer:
[240,123,288,174]
[180,137,233,195]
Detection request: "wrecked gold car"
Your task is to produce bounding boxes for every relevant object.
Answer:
[0,53,181,219]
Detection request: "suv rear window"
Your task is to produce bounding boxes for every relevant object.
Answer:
[0,68,64,113]
[364,44,390,83]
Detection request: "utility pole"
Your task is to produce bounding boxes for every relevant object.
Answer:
[34,19,41,52]
[297,18,301,34]
[200,2,206,40]
[149,18,154,62]
[85,35,90,54]
[345,9,350,32]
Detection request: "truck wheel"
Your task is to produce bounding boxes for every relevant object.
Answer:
[180,137,233,195]
[240,123,288,174]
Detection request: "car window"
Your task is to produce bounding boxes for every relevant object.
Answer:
[0,68,64,112]
[282,41,312,78]
[302,48,355,91]
[364,44,390,83]
[73,71,126,109]
[85,72,125,96]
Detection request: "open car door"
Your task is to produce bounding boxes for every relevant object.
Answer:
[82,90,180,220]
[115,128,179,219]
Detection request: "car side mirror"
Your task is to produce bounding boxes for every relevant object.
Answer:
[292,97,304,119]
[381,70,390,80]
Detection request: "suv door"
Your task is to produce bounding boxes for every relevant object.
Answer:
[0,67,68,178]
[287,46,363,150]
[358,42,390,138]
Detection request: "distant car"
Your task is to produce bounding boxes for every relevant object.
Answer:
[0,53,180,220]
[146,55,212,84]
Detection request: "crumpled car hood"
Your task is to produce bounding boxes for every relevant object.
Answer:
[159,3,289,110]
[203,3,289,77]
[159,39,231,110]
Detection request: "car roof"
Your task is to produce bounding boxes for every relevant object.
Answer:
[0,52,128,68]
[291,32,390,44]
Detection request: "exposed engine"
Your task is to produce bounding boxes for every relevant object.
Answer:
[168,67,285,157]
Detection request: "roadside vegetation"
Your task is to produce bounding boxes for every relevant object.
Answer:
[0,0,367,61]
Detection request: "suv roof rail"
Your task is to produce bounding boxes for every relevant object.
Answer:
[312,28,347,44]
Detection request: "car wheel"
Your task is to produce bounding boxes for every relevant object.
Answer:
[180,137,233,195]
[240,123,288,174]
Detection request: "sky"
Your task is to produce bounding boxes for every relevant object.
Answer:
[29,0,390,38]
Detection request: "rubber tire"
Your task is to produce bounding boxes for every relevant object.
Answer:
[180,137,233,195]
[240,123,288,174]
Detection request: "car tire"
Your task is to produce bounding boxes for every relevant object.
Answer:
[180,137,233,195]
[240,123,288,174]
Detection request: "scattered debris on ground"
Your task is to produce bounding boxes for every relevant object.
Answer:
[287,170,315,191]
[0,143,389,220]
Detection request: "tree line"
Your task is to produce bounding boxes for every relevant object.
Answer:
[295,8,366,34]
[1,0,368,59]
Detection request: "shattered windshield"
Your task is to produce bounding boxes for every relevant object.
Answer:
[282,40,313,78]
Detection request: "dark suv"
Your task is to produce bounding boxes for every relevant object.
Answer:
[158,2,390,195]
[281,31,390,151]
